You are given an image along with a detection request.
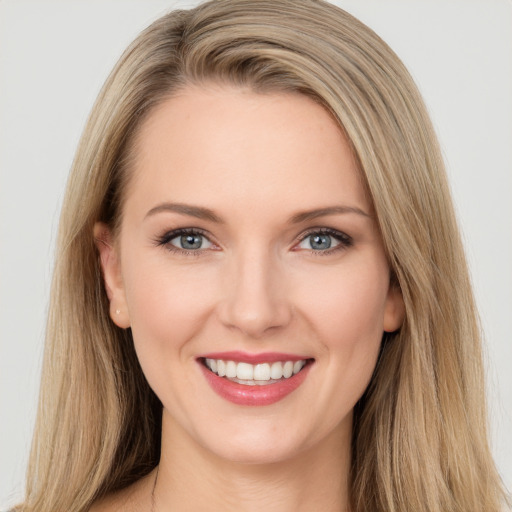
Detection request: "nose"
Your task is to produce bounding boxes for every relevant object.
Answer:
[217,246,293,339]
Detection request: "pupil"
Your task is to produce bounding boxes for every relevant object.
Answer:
[311,234,331,250]
[181,234,202,249]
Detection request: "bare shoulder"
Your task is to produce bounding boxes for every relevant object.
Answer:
[88,470,156,512]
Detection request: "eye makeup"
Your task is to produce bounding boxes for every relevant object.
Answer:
[153,225,353,257]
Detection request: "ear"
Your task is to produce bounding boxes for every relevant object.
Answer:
[383,283,405,333]
[94,222,131,328]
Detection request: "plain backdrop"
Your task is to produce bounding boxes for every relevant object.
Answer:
[1,0,511,508]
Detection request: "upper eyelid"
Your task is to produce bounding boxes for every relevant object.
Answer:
[155,227,214,246]
[162,227,211,239]
[294,227,352,242]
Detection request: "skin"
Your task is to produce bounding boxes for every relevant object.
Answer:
[93,85,404,512]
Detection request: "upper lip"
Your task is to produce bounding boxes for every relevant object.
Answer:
[198,351,312,364]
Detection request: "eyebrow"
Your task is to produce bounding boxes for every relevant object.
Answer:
[145,202,224,223]
[145,202,371,224]
[288,206,371,224]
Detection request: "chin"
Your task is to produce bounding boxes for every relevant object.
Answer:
[199,424,310,466]
[214,441,300,466]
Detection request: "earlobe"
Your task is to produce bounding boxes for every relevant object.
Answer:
[93,222,131,328]
[383,284,405,333]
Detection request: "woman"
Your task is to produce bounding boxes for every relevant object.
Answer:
[12,0,509,511]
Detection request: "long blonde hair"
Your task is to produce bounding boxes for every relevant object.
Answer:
[19,1,508,511]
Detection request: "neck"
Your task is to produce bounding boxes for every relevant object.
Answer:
[153,410,352,512]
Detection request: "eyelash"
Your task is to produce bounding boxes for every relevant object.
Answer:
[294,227,353,256]
[154,228,213,257]
[154,227,353,256]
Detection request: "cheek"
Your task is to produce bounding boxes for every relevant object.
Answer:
[297,259,389,408]
[121,255,224,416]
[300,259,390,346]
[122,256,219,359]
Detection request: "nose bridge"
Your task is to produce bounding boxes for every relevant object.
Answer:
[218,242,291,337]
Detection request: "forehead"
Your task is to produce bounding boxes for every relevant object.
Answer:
[124,85,370,218]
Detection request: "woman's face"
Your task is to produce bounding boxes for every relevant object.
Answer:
[97,85,404,464]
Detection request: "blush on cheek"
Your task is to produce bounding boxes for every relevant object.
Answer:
[126,263,219,351]
[311,271,388,344]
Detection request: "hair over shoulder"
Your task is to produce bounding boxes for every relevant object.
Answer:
[17,1,509,511]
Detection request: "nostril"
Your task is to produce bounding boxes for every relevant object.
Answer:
[217,301,293,338]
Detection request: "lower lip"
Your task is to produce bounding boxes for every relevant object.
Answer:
[199,361,312,406]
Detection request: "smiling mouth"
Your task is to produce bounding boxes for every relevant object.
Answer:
[201,358,313,386]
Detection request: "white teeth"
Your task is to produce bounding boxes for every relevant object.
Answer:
[283,361,293,378]
[270,362,283,379]
[293,360,305,374]
[217,359,226,377]
[253,363,270,381]
[225,360,237,378]
[205,358,217,373]
[236,362,254,380]
[204,358,308,384]
[231,377,279,386]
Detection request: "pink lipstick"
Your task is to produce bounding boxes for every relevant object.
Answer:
[198,352,313,406]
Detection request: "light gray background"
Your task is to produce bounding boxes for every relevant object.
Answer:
[1,0,511,508]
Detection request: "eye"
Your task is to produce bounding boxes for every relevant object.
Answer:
[170,232,212,251]
[155,228,214,254]
[295,229,352,253]
[300,233,337,251]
